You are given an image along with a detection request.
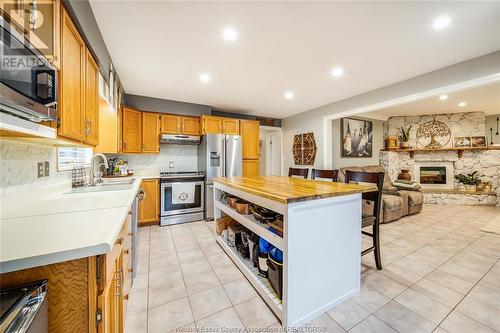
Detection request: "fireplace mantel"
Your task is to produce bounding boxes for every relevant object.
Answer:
[381,147,498,158]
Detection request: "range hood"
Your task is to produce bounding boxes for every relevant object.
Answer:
[160,134,201,145]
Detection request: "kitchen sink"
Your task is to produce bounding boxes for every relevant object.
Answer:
[64,178,136,194]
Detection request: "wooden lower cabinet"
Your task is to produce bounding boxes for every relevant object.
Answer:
[139,178,159,226]
[243,159,260,177]
[0,215,132,333]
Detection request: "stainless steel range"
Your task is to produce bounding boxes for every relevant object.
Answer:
[160,171,205,226]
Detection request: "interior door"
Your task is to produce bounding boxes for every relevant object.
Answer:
[225,135,242,177]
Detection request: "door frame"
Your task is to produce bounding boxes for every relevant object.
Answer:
[259,125,283,176]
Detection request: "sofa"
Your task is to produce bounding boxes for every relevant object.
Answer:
[338,165,423,223]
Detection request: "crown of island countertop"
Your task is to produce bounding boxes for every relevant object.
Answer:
[213,176,377,204]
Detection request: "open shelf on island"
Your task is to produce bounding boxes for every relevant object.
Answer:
[216,236,283,319]
[215,201,284,251]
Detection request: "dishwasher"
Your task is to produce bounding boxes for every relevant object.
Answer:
[0,280,48,333]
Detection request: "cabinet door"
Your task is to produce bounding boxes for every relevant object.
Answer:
[98,254,122,333]
[25,0,61,68]
[122,108,142,153]
[84,49,99,145]
[243,159,260,177]
[181,117,200,135]
[0,0,28,34]
[223,118,240,135]
[160,114,181,134]
[59,6,85,141]
[142,112,160,153]
[202,116,223,134]
[240,120,260,159]
[139,179,159,225]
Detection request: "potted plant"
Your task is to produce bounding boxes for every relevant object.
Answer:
[454,171,482,192]
[399,124,412,149]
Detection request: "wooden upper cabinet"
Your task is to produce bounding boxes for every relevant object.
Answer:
[139,178,159,225]
[181,116,200,135]
[160,114,181,134]
[27,0,61,68]
[84,49,99,145]
[202,115,223,134]
[142,112,159,153]
[122,107,142,153]
[58,5,85,141]
[243,159,260,177]
[0,0,28,34]
[223,118,240,135]
[240,119,260,159]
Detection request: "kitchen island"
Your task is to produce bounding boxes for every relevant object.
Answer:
[213,176,376,328]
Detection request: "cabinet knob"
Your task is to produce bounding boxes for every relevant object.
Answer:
[116,237,123,245]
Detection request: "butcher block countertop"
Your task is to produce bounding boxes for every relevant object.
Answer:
[213,176,377,204]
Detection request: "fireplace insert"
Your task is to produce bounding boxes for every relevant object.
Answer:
[420,166,446,184]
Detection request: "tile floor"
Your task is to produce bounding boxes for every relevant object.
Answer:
[125,204,500,333]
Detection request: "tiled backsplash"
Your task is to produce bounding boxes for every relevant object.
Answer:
[107,144,199,174]
[0,140,71,194]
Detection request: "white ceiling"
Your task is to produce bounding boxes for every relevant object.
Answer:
[89,1,500,119]
[366,82,500,119]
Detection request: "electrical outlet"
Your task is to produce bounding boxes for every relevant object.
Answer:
[44,161,50,177]
[37,162,44,178]
[169,161,174,169]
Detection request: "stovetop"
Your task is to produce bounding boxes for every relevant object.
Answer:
[160,171,205,179]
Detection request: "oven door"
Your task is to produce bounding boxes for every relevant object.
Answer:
[161,180,204,216]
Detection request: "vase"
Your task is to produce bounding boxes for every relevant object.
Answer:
[464,184,476,192]
[398,169,411,181]
[400,141,410,149]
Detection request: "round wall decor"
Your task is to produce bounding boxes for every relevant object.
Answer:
[293,132,317,165]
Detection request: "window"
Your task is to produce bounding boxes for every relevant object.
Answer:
[57,147,93,171]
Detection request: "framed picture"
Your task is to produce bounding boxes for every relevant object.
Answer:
[341,118,373,157]
[471,136,487,148]
[453,136,471,148]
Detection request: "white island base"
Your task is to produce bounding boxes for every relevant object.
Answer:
[213,181,362,328]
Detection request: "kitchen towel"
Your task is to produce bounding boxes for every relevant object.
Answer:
[172,182,195,204]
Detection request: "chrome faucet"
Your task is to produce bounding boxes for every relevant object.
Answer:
[89,153,109,186]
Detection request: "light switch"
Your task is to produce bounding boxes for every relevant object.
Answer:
[169,161,174,169]
[44,161,50,176]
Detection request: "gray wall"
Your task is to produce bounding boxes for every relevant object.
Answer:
[282,51,500,171]
[123,94,212,116]
[332,117,384,169]
[486,114,500,144]
[64,0,113,83]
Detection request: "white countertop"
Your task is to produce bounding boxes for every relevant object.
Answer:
[0,177,143,274]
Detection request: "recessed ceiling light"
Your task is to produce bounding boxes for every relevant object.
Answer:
[222,27,238,42]
[331,67,344,77]
[439,95,448,100]
[199,73,210,83]
[433,16,451,30]
[458,102,467,107]
[284,91,294,99]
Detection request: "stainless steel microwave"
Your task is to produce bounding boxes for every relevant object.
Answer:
[0,21,57,122]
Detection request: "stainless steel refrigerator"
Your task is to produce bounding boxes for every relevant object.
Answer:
[198,134,242,220]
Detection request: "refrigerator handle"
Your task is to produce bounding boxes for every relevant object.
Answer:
[222,136,226,177]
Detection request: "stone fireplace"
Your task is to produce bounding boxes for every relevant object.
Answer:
[414,162,454,190]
